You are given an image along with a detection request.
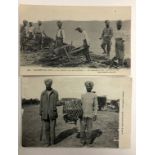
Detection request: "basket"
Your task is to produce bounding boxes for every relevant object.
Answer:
[63,98,83,123]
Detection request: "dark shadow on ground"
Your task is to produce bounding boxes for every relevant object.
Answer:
[55,127,78,144]
[90,129,102,144]
[76,129,102,144]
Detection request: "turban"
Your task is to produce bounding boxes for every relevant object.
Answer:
[105,20,110,24]
[57,21,63,25]
[85,81,94,87]
[44,79,53,85]
[38,21,42,25]
[117,20,122,26]
[75,26,82,31]
[23,20,28,24]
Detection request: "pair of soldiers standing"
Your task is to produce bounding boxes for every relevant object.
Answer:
[40,79,98,146]
[100,20,125,66]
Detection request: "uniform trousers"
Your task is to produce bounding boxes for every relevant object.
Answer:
[115,38,124,66]
[101,39,112,56]
[41,115,56,145]
[80,117,93,144]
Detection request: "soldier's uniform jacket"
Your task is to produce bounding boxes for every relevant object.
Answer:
[40,89,59,120]
[101,27,113,42]
[81,30,90,47]
[81,92,98,118]
[20,25,28,37]
[34,25,44,34]
[56,28,65,40]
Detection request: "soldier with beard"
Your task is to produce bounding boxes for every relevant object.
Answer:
[40,79,59,146]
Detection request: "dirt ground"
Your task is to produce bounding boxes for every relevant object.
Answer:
[21,50,106,67]
[22,105,119,148]
[20,49,130,68]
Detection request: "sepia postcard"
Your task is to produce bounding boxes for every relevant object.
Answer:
[19,76,132,149]
[19,5,131,76]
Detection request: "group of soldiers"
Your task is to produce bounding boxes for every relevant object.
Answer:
[20,19,125,66]
[40,79,98,146]
[20,20,65,51]
[75,20,125,66]
[20,20,44,51]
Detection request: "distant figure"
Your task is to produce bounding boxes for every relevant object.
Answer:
[34,21,46,50]
[75,26,91,63]
[100,20,113,58]
[115,20,125,66]
[20,20,28,51]
[55,21,65,47]
[28,22,34,40]
[40,79,59,146]
[80,81,98,145]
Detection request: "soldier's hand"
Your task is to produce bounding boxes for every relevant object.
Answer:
[93,115,97,121]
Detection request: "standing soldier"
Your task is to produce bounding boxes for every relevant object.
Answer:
[115,20,125,66]
[80,81,98,145]
[75,26,91,63]
[34,21,46,50]
[28,22,34,40]
[40,79,59,146]
[20,20,28,51]
[99,20,113,58]
[55,21,65,47]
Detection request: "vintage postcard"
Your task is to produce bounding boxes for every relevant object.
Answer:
[19,5,131,75]
[19,76,132,149]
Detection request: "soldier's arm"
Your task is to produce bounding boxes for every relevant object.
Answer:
[110,28,113,38]
[43,31,47,37]
[56,92,59,104]
[81,94,84,107]
[83,32,89,47]
[94,95,98,116]
[99,29,104,39]
[55,91,61,106]
[83,39,89,48]
[62,30,65,40]
[41,26,46,37]
[39,94,43,116]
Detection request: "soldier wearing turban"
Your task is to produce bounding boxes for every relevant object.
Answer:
[34,20,46,50]
[55,20,65,47]
[99,20,113,58]
[40,79,59,146]
[115,20,125,66]
[80,81,98,145]
[20,20,28,51]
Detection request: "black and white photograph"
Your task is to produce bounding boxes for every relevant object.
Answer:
[19,5,131,75]
[21,76,131,148]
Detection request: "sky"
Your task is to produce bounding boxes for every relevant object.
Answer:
[21,76,131,100]
[19,5,131,23]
